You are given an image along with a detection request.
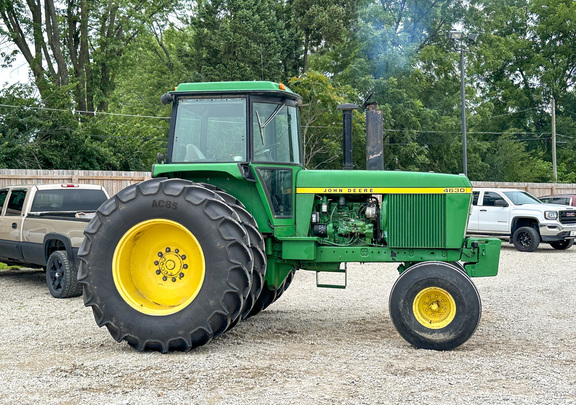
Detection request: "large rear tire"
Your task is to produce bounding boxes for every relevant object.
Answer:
[247,269,296,318]
[78,178,253,352]
[200,184,266,320]
[389,261,481,350]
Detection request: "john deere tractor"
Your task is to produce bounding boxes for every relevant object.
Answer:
[78,81,501,353]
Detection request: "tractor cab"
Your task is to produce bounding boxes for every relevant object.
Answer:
[164,82,303,165]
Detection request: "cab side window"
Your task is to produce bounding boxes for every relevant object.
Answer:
[482,191,502,207]
[472,191,480,205]
[5,189,27,216]
[0,189,8,214]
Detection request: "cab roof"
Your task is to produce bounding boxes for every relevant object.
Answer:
[175,81,295,94]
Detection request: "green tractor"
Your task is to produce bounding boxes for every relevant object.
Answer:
[78,81,501,352]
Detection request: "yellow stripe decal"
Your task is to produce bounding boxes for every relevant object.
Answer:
[296,187,472,194]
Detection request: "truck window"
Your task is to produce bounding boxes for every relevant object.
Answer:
[0,189,8,214]
[30,189,108,212]
[472,191,479,205]
[482,191,504,207]
[5,189,27,216]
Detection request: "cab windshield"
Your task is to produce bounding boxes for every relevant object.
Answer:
[171,97,247,162]
[170,96,301,164]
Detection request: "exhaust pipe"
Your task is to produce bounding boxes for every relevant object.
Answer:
[337,103,358,170]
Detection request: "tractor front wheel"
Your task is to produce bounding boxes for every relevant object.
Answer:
[389,261,481,350]
[78,178,253,352]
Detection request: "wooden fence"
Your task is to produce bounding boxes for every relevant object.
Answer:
[0,169,574,197]
[0,169,151,196]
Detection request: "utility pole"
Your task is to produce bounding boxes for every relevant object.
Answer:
[459,49,467,176]
[449,31,478,177]
[552,98,557,182]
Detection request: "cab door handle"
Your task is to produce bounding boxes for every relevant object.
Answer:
[12,223,17,229]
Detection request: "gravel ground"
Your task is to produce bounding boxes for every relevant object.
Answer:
[1,244,575,404]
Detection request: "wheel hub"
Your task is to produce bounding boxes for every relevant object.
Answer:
[413,287,456,329]
[155,248,188,282]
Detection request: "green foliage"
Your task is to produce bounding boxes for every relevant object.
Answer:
[289,72,363,170]
[1,0,576,182]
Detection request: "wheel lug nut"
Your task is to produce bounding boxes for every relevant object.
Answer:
[154,261,159,266]
[165,247,171,252]
[181,255,186,260]
[162,276,167,281]
[179,273,184,278]
[156,270,161,275]
[175,249,179,253]
[183,264,188,269]
[172,277,177,282]
[157,252,163,257]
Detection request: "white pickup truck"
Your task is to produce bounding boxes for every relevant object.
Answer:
[0,184,109,297]
[467,188,576,251]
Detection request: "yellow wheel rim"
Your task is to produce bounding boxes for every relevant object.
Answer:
[113,219,205,316]
[413,287,456,329]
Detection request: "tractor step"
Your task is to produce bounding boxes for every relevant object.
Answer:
[316,263,347,289]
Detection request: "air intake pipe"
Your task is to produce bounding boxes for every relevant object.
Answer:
[337,103,358,170]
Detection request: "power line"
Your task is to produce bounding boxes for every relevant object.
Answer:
[0,103,170,120]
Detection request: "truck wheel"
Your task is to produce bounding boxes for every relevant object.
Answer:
[46,250,82,298]
[512,226,540,252]
[389,261,481,351]
[550,239,574,250]
[78,178,253,352]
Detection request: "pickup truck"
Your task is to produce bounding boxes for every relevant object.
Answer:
[0,184,109,297]
[467,188,576,251]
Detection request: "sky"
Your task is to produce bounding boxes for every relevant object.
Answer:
[0,35,30,87]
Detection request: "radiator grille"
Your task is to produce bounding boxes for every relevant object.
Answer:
[559,210,576,225]
[387,194,446,248]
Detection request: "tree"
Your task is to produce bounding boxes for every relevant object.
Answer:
[0,0,179,110]
[289,71,363,169]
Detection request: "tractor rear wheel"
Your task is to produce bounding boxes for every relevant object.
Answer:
[78,178,253,352]
[247,269,296,318]
[199,184,266,321]
[389,261,481,350]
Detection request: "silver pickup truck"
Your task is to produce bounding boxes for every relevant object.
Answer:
[0,184,109,297]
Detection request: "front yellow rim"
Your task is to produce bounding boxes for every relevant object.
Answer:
[413,287,456,329]
[113,219,205,316]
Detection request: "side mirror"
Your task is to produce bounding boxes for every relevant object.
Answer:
[160,92,174,105]
[157,153,165,164]
[494,199,508,207]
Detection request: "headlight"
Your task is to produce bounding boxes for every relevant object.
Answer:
[544,211,558,220]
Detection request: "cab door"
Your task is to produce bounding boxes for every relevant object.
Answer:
[477,190,510,233]
[0,188,28,260]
